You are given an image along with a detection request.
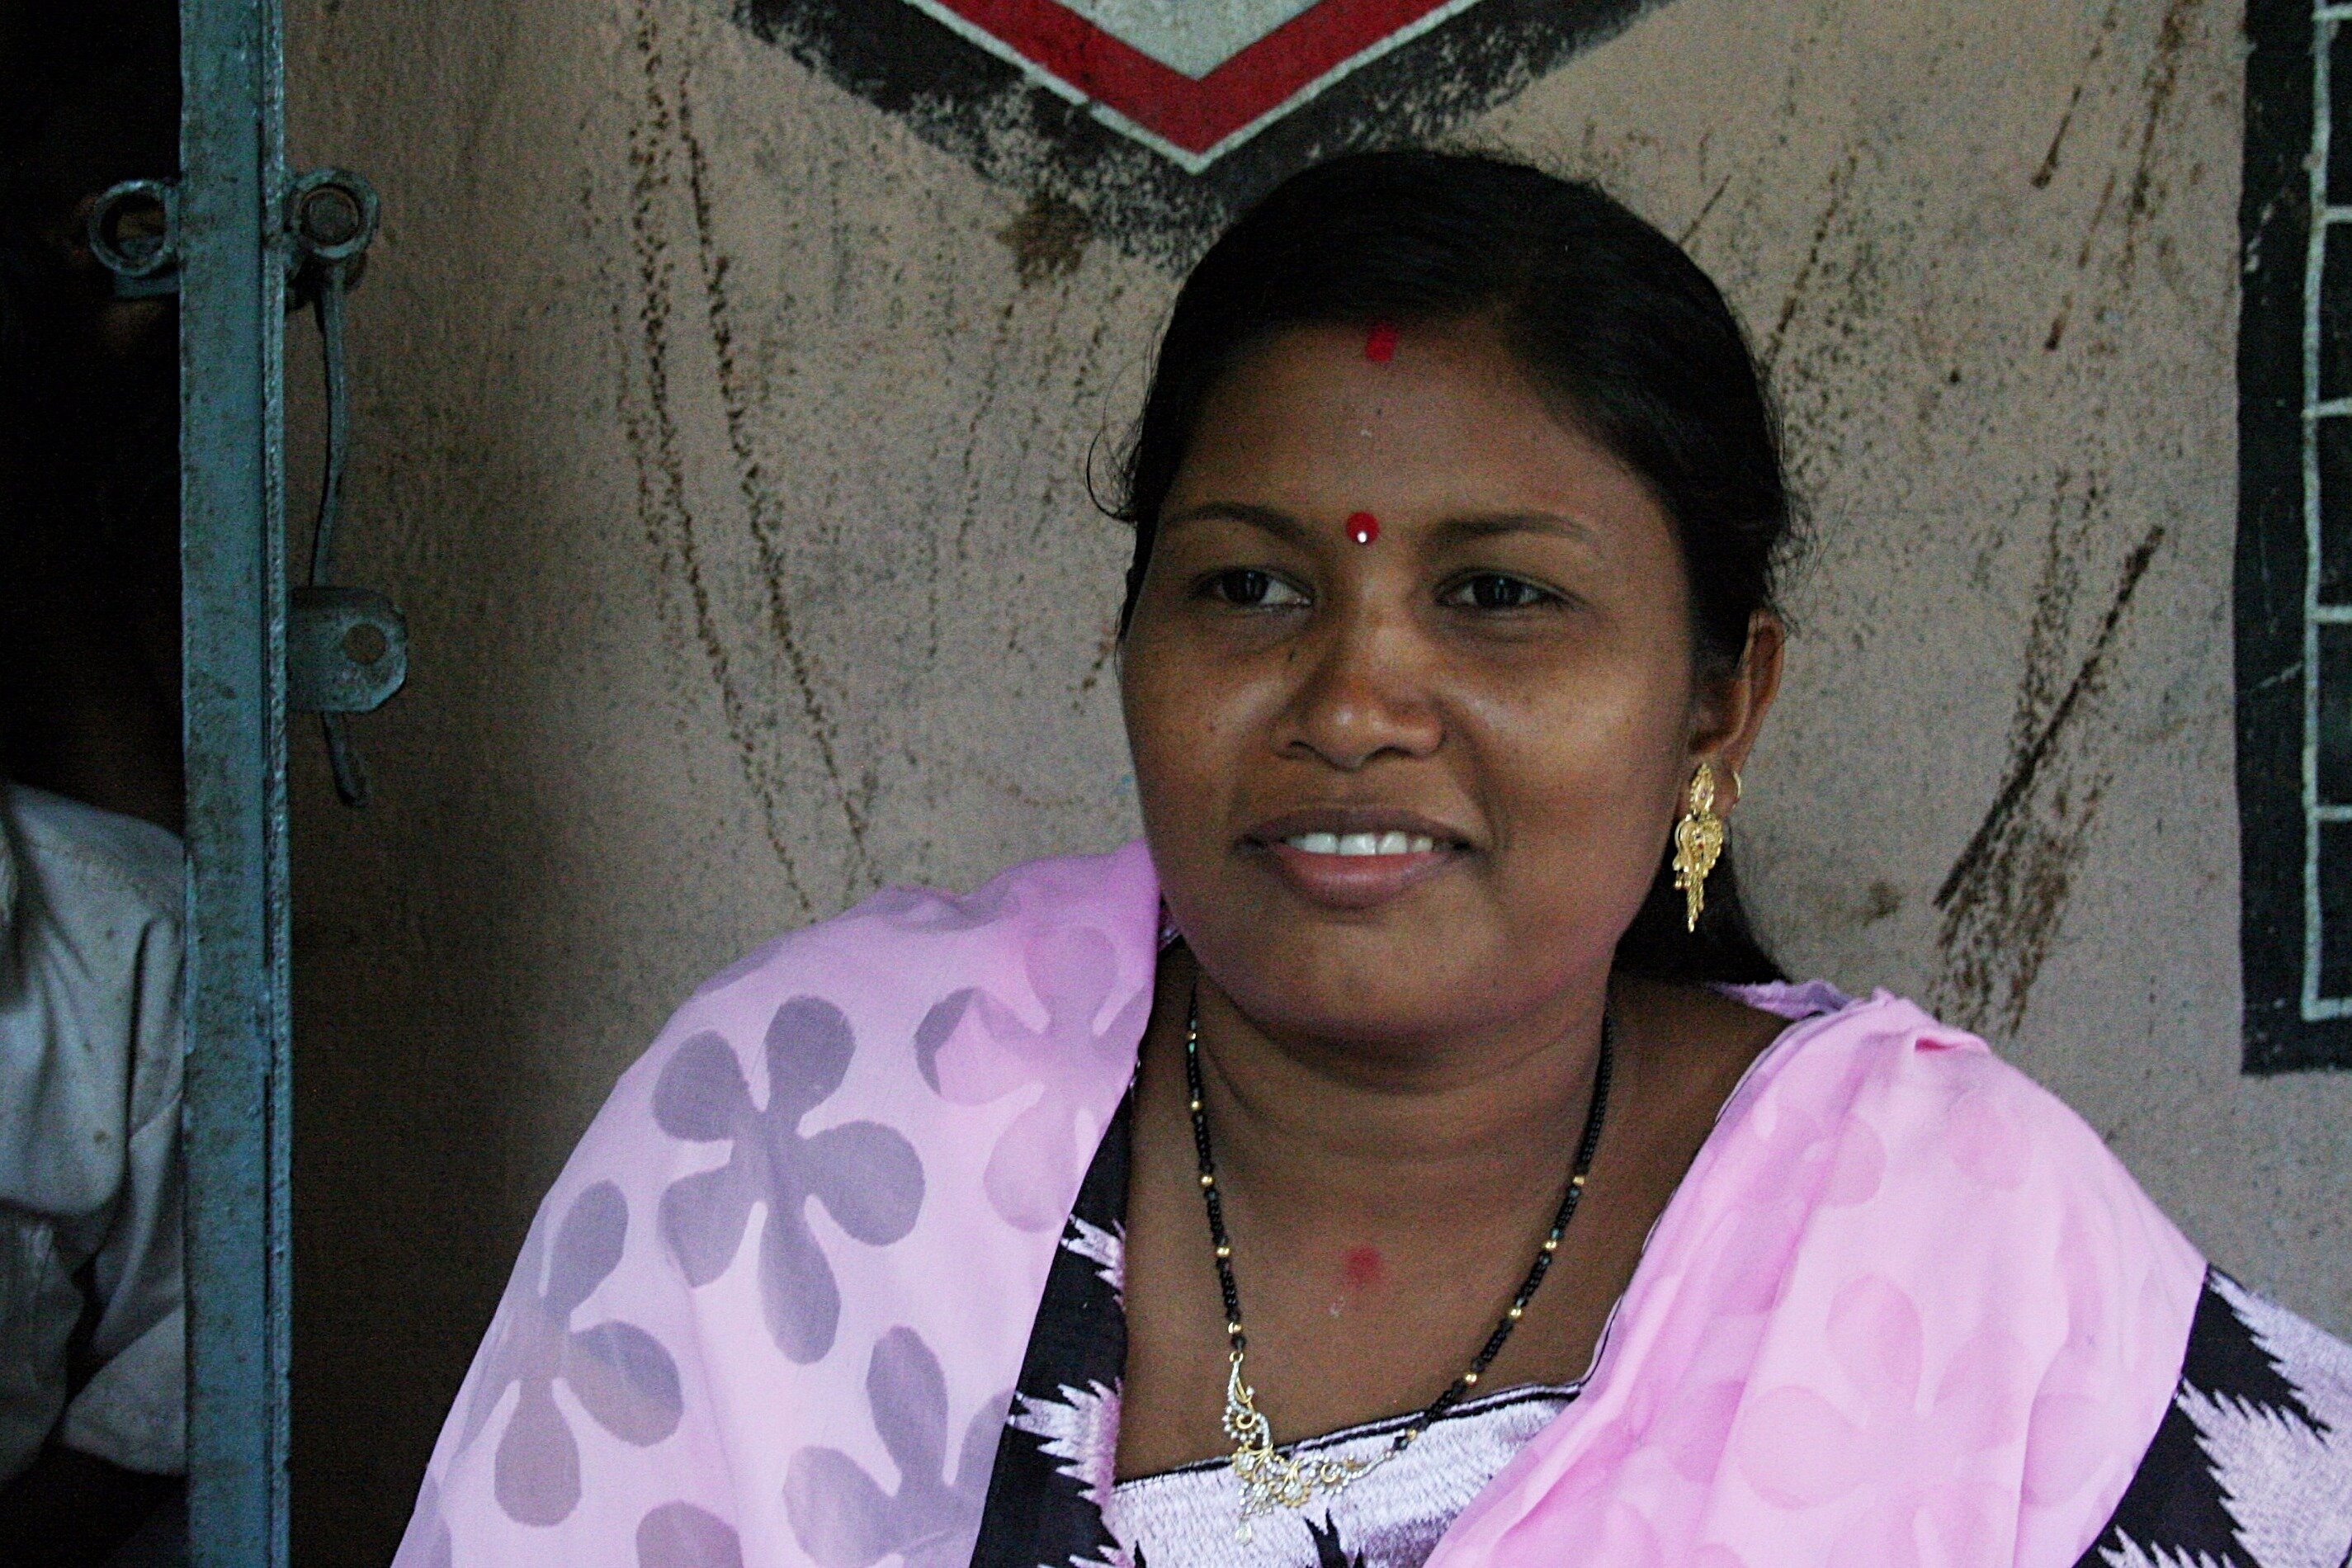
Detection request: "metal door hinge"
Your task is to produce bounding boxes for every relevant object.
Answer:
[93,168,409,805]
[87,178,180,297]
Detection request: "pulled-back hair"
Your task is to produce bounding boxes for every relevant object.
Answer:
[1111,149,1792,985]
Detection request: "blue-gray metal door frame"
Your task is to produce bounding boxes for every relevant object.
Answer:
[180,0,290,1561]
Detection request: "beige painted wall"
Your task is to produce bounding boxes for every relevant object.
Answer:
[285,0,2345,1557]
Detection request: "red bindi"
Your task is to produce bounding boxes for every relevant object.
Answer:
[1341,1246,1385,1291]
[1363,321,1398,362]
[1346,511,1380,545]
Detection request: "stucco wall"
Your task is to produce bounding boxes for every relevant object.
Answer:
[284,0,2345,1557]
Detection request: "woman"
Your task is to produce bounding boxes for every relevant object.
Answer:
[394,153,2351,1568]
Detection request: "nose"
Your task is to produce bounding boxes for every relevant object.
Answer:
[1277,600,1444,772]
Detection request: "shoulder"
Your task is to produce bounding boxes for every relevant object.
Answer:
[1729,983,2141,1183]
[1707,983,2207,1313]
[1686,989,2211,1557]
[413,848,1163,1556]
[560,840,1162,1198]
[658,840,1159,1056]
[2,782,184,933]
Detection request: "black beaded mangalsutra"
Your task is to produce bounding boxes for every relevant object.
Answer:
[1183,986,1613,1538]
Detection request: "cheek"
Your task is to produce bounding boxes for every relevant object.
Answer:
[1121,640,1246,836]
[1452,647,1691,857]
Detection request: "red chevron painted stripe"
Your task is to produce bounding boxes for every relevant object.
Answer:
[928,0,1461,156]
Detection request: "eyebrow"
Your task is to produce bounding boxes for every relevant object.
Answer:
[1159,502,1594,546]
[1157,501,1311,543]
[1425,510,1598,545]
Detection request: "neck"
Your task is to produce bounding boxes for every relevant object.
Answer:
[1181,954,1611,1230]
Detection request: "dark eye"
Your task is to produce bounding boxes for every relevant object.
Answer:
[1206,569,1307,608]
[1445,573,1556,611]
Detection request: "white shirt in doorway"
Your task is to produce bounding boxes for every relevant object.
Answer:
[0,782,185,1483]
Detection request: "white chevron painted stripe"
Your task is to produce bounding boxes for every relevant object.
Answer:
[1056,0,1321,78]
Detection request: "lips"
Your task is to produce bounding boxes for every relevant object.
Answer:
[1284,829,1438,856]
[1242,807,1471,909]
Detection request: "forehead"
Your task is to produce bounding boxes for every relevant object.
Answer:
[1170,320,1655,527]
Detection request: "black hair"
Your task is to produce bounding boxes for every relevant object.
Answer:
[1110,149,1791,985]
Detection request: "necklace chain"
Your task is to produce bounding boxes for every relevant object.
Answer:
[1183,988,1614,1539]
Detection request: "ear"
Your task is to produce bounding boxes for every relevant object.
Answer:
[1686,610,1785,810]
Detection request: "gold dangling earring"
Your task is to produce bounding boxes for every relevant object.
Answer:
[1672,762,1728,933]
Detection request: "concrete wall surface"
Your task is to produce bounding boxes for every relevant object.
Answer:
[283,0,2347,1557]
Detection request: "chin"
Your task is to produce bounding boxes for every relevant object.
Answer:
[1192,912,1531,1044]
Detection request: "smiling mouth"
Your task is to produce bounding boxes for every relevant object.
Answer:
[1248,806,1471,858]
[1281,830,1440,857]
[1244,813,1469,909]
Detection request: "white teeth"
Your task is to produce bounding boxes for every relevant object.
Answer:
[1282,830,1445,857]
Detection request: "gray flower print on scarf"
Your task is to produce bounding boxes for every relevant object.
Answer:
[654,998,925,1362]
[783,1327,1012,1568]
[858,880,1015,932]
[458,1181,684,1526]
[636,1502,744,1568]
[914,926,1149,1230]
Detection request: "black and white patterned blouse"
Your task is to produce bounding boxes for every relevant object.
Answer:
[968,1093,2352,1568]
[1101,1382,1572,1568]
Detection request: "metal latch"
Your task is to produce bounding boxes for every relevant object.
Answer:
[91,168,407,805]
[287,586,406,716]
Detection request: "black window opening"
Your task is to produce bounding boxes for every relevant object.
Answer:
[2241,0,2352,1070]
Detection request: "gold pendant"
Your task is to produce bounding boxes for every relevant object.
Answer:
[1221,1351,1381,1542]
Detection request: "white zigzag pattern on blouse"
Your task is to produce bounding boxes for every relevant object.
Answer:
[1004,1131,1134,1566]
[1063,1215,1125,1299]
[2189,1277,2352,1568]
[1008,1380,1125,1515]
[2096,1547,2235,1568]
[1062,1533,1139,1568]
[2099,1278,2352,1568]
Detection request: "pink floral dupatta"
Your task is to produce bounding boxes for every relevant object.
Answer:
[393,843,2201,1568]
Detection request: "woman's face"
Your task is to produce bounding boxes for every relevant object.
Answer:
[1120,320,1778,1048]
